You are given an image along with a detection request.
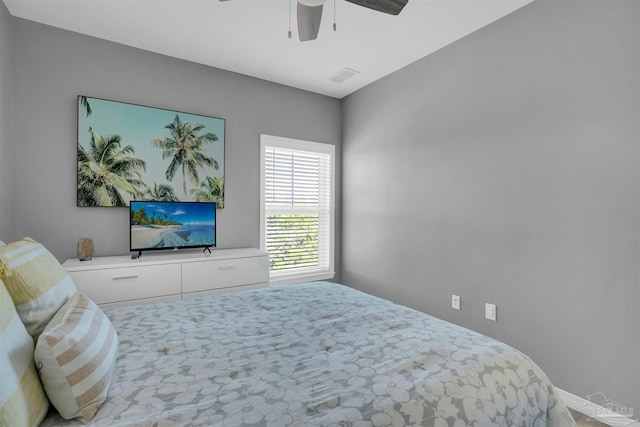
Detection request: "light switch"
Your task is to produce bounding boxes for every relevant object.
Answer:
[485,303,497,321]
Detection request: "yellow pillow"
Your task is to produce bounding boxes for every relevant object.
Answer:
[0,237,77,339]
[0,279,49,427]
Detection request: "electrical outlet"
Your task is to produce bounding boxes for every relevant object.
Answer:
[485,303,497,321]
[451,295,461,310]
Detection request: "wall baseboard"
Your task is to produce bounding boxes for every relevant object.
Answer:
[556,387,639,427]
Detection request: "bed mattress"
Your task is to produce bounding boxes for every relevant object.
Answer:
[41,282,575,426]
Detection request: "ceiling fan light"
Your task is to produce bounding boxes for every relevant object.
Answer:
[299,0,326,7]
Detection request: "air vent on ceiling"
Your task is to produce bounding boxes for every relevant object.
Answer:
[328,68,360,83]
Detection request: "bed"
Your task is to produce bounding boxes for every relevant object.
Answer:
[39,281,575,427]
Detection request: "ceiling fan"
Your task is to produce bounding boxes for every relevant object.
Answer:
[220,0,409,42]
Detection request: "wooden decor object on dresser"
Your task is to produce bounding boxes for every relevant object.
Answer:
[62,248,269,308]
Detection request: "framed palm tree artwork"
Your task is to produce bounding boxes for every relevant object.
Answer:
[77,96,225,208]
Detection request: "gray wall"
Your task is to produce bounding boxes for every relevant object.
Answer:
[0,1,13,239]
[343,0,639,412]
[10,18,342,270]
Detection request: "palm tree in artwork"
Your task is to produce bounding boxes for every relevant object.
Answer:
[190,176,224,208]
[79,96,92,117]
[144,183,179,202]
[77,128,147,206]
[151,114,219,197]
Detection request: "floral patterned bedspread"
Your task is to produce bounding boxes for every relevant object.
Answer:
[41,282,575,427]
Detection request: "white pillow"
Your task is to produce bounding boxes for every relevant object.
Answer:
[35,292,118,423]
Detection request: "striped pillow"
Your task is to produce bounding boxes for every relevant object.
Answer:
[0,237,77,338]
[0,279,49,427]
[35,292,118,423]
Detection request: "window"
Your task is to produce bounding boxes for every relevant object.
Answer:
[260,134,335,285]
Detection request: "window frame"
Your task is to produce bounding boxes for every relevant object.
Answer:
[260,134,336,286]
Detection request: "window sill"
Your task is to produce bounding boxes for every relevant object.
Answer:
[268,271,335,287]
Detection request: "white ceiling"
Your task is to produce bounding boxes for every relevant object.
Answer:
[3,0,534,99]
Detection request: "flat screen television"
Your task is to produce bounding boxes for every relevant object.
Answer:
[130,201,216,257]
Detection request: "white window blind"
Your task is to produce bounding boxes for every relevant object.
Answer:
[260,135,335,285]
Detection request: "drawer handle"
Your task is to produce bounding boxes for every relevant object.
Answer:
[219,266,238,271]
[112,275,139,280]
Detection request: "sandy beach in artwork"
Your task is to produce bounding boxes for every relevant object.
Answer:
[132,223,214,250]
[131,225,173,248]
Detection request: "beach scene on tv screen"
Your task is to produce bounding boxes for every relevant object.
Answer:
[131,202,215,250]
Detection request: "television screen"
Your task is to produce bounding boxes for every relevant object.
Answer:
[130,201,216,254]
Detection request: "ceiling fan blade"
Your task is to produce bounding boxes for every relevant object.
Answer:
[297,3,324,42]
[345,0,408,15]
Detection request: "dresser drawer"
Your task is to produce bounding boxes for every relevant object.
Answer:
[182,256,269,294]
[68,264,181,305]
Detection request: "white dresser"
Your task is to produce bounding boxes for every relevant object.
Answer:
[63,248,269,308]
